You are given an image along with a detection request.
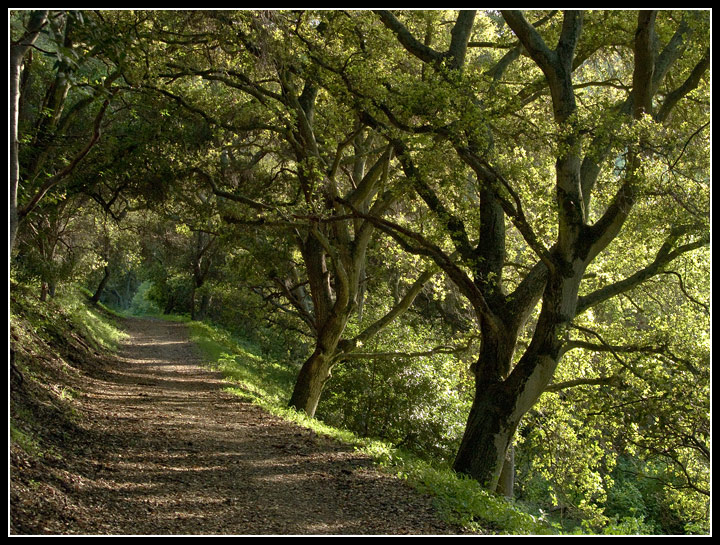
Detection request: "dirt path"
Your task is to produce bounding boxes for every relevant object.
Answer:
[53,317,463,535]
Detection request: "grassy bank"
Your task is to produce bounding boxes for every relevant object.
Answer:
[9,284,129,534]
[10,284,128,450]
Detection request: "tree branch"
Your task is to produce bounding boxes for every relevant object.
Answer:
[391,138,476,266]
[655,48,710,123]
[546,375,620,393]
[501,10,582,122]
[19,96,113,220]
[336,196,499,329]
[447,10,476,70]
[577,230,709,315]
[632,10,658,118]
[346,266,438,349]
[341,341,474,362]
[374,10,445,65]
[376,10,477,72]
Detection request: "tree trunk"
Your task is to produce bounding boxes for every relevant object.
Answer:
[10,41,21,250]
[288,348,335,417]
[196,293,211,321]
[190,286,198,320]
[288,286,351,417]
[496,446,515,497]
[91,266,111,304]
[453,347,562,490]
[286,226,354,417]
[453,383,519,490]
[454,268,580,490]
[453,326,520,489]
[10,11,48,251]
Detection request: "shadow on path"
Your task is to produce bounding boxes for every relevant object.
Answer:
[68,317,462,535]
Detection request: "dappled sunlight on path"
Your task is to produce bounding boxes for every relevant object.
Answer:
[67,317,462,535]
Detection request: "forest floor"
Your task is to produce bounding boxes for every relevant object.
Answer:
[10,317,468,535]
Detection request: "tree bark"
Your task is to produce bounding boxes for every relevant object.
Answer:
[286,226,351,416]
[288,306,347,416]
[10,10,48,251]
[288,349,335,417]
[453,320,522,489]
[91,266,111,304]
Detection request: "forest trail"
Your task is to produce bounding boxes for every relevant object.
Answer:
[39,317,462,535]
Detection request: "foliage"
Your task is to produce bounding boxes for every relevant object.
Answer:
[319,321,473,462]
[187,319,298,407]
[384,454,557,535]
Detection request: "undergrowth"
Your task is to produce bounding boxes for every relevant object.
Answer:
[10,284,127,450]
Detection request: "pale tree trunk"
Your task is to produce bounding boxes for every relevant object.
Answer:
[10,11,48,251]
[11,11,114,253]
